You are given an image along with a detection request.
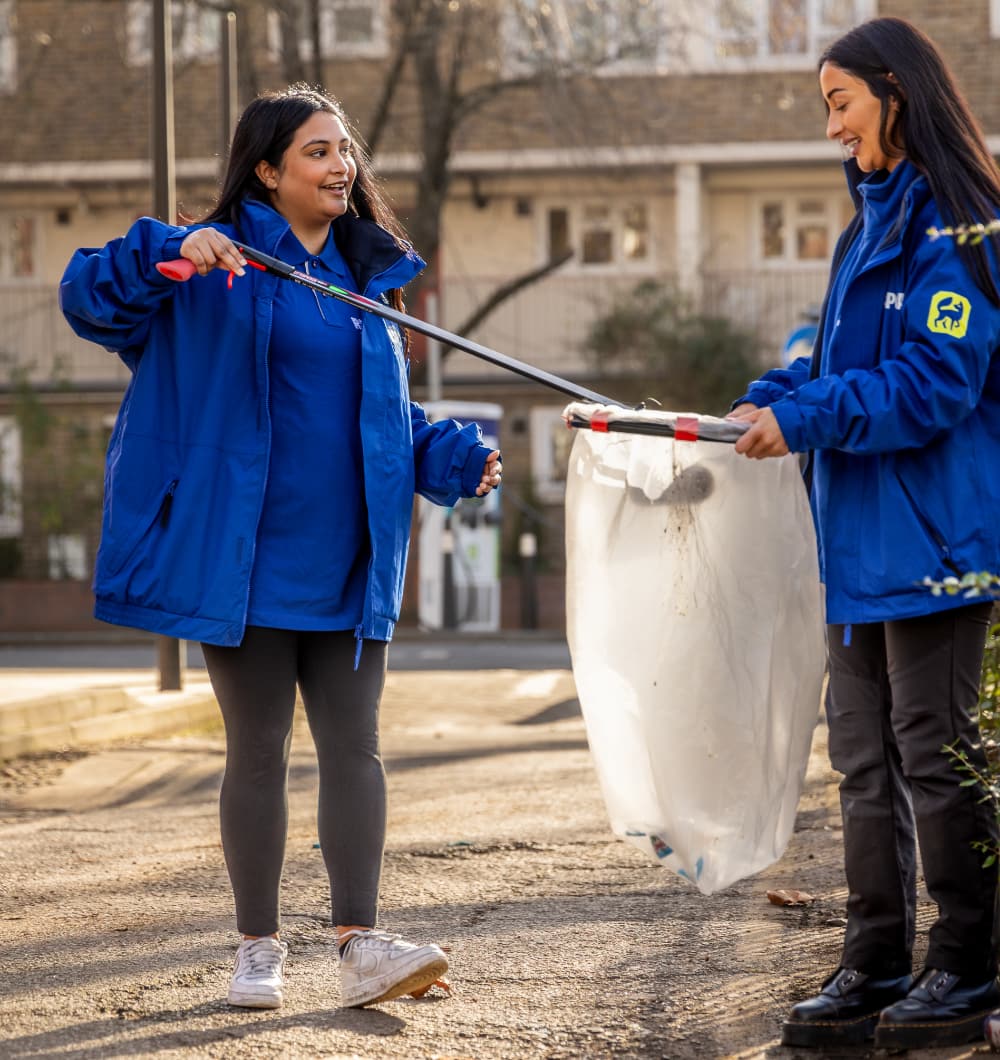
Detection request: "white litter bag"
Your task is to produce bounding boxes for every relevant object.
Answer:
[564,404,826,894]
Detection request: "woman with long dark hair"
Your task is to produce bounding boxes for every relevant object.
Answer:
[729,17,1000,1050]
[60,85,501,1010]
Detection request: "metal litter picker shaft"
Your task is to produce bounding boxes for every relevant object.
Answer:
[157,246,623,408]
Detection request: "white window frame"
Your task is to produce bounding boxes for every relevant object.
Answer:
[0,0,15,94]
[125,0,220,66]
[504,0,674,77]
[691,0,878,72]
[0,211,41,281]
[0,416,22,537]
[268,0,387,63]
[540,199,655,275]
[530,406,574,503]
[506,0,876,76]
[751,193,841,269]
[993,0,1000,39]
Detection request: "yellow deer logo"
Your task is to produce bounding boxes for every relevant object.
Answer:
[927,291,971,338]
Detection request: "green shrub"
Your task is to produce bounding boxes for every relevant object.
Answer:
[584,279,761,416]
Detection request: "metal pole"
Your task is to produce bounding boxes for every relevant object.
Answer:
[442,516,458,630]
[151,0,176,223]
[519,531,538,630]
[151,0,181,690]
[157,636,183,693]
[425,292,442,403]
[219,11,238,173]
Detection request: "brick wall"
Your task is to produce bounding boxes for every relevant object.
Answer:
[4,1,997,167]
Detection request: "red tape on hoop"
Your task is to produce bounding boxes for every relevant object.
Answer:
[589,410,611,433]
[674,416,700,442]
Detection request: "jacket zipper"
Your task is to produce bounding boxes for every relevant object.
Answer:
[353,265,403,666]
[159,479,179,528]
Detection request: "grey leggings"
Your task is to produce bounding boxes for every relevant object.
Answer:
[202,627,388,936]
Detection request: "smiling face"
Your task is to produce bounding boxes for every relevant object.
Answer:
[255,110,357,246]
[820,61,903,173]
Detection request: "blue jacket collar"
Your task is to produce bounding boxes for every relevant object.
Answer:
[853,159,927,261]
[235,198,425,296]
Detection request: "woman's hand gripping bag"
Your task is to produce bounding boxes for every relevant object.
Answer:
[564,415,825,894]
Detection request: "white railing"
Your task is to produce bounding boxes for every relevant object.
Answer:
[437,267,829,381]
[0,268,831,388]
[438,271,649,381]
[0,283,130,388]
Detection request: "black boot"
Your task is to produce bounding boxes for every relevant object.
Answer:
[781,967,913,1047]
[874,968,1000,1048]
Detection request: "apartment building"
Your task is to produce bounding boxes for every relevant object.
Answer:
[0,0,996,631]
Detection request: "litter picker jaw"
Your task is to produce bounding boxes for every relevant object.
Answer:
[563,402,750,445]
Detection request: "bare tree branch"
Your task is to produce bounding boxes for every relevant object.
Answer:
[365,0,429,156]
[451,251,573,340]
[271,0,307,83]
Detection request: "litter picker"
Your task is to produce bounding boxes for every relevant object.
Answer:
[157,244,749,444]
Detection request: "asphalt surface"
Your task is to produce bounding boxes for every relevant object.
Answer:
[0,641,993,1059]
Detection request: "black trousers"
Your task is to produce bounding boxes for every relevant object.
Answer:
[826,603,998,979]
[202,627,388,937]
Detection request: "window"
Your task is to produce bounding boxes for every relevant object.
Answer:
[507,0,669,73]
[0,214,39,279]
[530,407,575,503]
[0,1,15,94]
[509,0,873,74]
[269,0,387,62]
[125,0,220,66]
[0,417,22,537]
[706,0,874,69]
[755,195,839,266]
[544,201,652,271]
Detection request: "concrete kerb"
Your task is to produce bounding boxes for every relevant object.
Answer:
[0,628,570,762]
[0,674,218,760]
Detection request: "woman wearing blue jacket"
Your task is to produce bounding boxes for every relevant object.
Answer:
[60,86,500,1011]
[730,18,1000,1051]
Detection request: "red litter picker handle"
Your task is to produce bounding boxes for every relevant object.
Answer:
[156,243,624,407]
[156,258,198,281]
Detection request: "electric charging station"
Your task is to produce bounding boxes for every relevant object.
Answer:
[417,401,502,632]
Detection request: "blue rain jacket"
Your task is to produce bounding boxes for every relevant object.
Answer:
[738,160,1000,623]
[59,200,492,646]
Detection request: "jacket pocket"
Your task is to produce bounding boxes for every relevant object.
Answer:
[893,468,961,576]
[103,478,178,577]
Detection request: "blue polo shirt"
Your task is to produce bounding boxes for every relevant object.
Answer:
[246,227,369,629]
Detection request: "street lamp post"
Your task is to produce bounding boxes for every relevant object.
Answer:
[151,0,181,692]
[219,11,238,171]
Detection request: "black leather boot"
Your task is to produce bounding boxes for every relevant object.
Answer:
[781,967,913,1047]
[874,968,1000,1048]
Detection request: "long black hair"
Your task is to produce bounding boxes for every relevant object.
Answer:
[203,84,412,320]
[820,17,1000,305]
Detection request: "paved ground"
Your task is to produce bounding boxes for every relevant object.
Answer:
[0,664,993,1059]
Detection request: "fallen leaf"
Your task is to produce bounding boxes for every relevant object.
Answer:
[766,888,815,906]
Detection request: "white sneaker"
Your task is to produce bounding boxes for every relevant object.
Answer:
[227,936,288,1009]
[339,929,448,1008]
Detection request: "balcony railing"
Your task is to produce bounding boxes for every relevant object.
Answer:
[438,267,829,381]
[0,283,130,389]
[702,267,828,363]
[0,267,831,389]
